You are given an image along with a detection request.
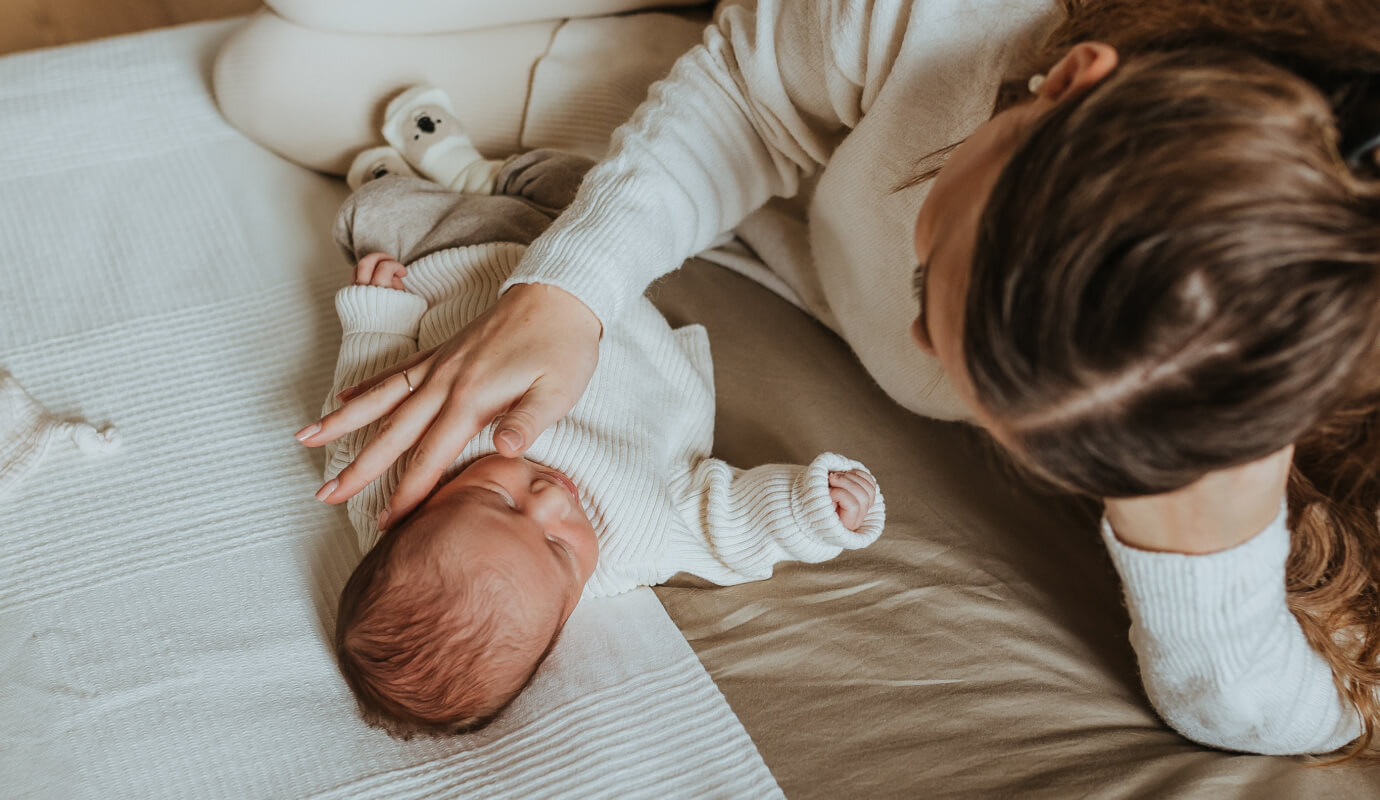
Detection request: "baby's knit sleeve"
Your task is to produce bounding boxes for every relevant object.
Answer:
[322,285,428,553]
[1103,507,1363,755]
[662,452,885,586]
[503,0,909,327]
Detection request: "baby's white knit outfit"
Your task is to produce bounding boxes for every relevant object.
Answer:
[323,242,884,598]
[497,0,1360,754]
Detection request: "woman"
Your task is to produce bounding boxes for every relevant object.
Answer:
[227,0,1380,757]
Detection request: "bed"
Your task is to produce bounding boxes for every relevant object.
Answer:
[2,18,1378,799]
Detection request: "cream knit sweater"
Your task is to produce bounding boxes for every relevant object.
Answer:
[322,241,885,598]
[503,0,1361,755]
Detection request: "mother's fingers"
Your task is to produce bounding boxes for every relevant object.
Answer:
[320,384,449,504]
[491,379,580,457]
[338,346,437,403]
[303,363,430,448]
[383,398,497,525]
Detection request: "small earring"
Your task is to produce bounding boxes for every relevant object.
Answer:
[1027,73,1046,95]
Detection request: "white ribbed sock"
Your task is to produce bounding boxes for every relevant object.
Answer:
[345,146,419,191]
[381,86,505,194]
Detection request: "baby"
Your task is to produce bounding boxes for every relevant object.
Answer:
[318,87,886,739]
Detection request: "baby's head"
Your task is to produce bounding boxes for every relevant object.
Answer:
[335,454,599,738]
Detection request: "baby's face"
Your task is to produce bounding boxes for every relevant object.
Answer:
[403,455,600,625]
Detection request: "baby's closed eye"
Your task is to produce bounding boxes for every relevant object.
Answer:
[547,535,575,559]
[486,486,516,507]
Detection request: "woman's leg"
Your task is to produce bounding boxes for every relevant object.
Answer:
[264,0,711,35]
[213,10,706,174]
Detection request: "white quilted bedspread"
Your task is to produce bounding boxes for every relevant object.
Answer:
[0,20,781,800]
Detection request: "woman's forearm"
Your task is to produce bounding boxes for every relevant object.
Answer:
[506,0,889,326]
[1097,450,1361,751]
[1104,510,1362,754]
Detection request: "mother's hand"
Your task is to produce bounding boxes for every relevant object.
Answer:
[1103,445,1294,555]
[297,282,602,527]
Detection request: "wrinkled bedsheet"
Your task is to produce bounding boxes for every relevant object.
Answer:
[651,260,1380,799]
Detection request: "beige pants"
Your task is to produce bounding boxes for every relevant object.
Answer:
[213,1,711,174]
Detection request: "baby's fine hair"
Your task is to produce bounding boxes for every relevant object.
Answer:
[335,518,561,739]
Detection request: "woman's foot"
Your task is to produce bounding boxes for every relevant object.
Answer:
[381,85,504,193]
[345,146,420,191]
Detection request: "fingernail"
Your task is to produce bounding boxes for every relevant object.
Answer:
[336,386,357,402]
[295,423,321,442]
[377,507,392,529]
[315,479,338,501]
[496,429,522,452]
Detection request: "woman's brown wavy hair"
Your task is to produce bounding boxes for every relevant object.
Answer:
[966,0,1380,760]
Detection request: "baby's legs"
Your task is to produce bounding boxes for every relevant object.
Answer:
[213,10,706,175]
[496,150,598,215]
[335,149,594,264]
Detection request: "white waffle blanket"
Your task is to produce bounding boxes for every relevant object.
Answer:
[0,20,781,799]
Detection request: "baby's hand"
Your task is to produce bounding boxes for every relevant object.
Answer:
[829,469,876,532]
[354,252,408,290]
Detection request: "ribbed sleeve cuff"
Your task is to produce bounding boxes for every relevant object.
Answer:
[1101,503,1289,676]
[1103,504,1367,753]
[501,170,673,328]
[334,285,427,336]
[791,453,886,550]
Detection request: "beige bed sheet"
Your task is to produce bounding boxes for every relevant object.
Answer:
[648,260,1380,799]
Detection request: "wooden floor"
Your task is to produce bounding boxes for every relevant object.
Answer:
[0,0,258,55]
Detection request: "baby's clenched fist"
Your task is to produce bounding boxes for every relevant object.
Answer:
[354,252,409,290]
[829,469,876,531]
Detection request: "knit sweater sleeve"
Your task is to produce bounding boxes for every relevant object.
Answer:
[662,452,885,585]
[1103,507,1362,754]
[503,0,905,325]
[321,285,428,553]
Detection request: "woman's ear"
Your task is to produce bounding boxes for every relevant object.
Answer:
[1039,42,1119,102]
